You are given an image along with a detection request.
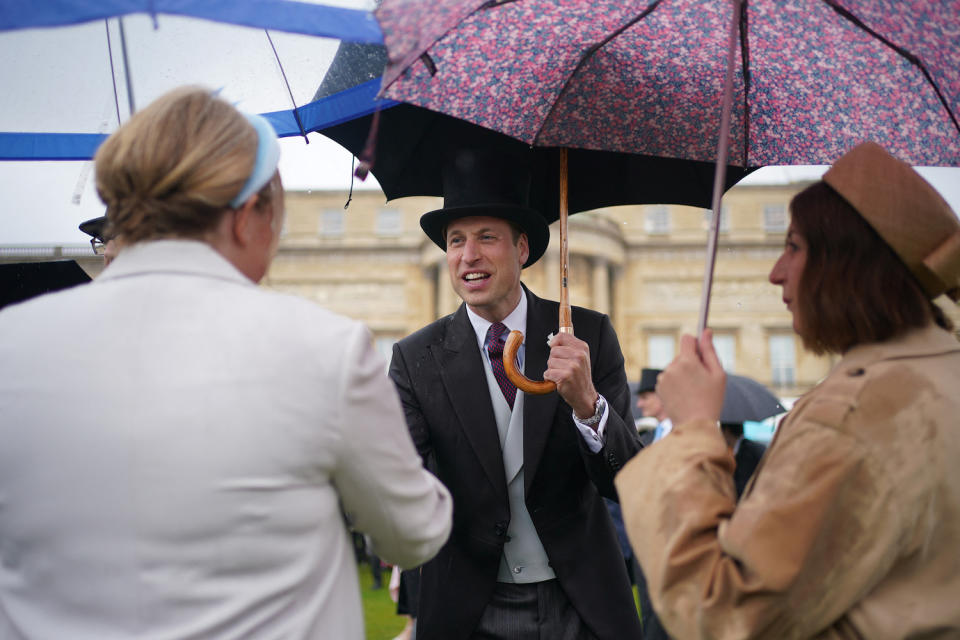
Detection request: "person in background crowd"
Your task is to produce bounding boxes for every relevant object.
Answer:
[79,215,122,266]
[629,366,672,639]
[617,141,960,639]
[0,86,451,640]
[634,367,668,446]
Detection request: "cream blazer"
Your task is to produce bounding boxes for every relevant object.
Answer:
[0,240,451,639]
[616,325,960,639]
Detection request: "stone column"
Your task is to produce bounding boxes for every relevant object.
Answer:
[436,260,457,317]
[543,250,561,301]
[591,257,610,315]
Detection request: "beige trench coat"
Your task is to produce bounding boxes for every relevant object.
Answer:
[616,325,960,639]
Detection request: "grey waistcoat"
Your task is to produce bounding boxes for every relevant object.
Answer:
[481,351,555,583]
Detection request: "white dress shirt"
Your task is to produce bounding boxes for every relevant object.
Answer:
[464,294,608,452]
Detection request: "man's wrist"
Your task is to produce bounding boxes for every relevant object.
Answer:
[575,394,605,427]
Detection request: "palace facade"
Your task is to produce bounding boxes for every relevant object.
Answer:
[7,181,958,402]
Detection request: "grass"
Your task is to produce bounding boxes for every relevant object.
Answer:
[358,562,408,640]
[357,560,644,640]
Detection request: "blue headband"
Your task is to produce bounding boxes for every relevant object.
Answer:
[229,113,281,209]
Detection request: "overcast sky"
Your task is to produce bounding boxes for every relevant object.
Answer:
[2,4,957,246]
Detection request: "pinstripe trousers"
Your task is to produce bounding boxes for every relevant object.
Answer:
[471,580,598,640]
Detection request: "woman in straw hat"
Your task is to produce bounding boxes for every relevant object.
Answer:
[616,141,960,639]
[0,87,451,639]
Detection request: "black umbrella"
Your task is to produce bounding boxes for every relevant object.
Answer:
[720,374,786,425]
[315,44,755,394]
[322,101,753,218]
[315,45,754,217]
[0,261,92,312]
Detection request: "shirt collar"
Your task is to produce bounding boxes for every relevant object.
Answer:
[465,290,528,352]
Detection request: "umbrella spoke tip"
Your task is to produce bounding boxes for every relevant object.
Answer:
[354,162,371,181]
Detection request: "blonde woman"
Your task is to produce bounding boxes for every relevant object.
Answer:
[0,87,451,639]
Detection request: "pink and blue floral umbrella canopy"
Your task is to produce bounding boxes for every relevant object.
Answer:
[376,0,960,167]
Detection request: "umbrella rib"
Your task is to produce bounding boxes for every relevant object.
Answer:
[533,0,664,146]
[265,29,308,142]
[104,19,123,127]
[117,17,136,116]
[739,2,751,166]
[821,0,960,136]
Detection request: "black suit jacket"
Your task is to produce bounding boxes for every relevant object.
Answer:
[389,287,643,640]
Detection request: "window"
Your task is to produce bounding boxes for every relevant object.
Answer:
[644,206,670,235]
[703,205,730,233]
[374,336,398,372]
[376,208,402,236]
[320,209,344,236]
[769,334,796,387]
[713,333,736,371]
[647,333,675,369]
[763,204,788,232]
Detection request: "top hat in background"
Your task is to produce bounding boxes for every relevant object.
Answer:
[637,368,662,395]
[79,216,108,242]
[419,148,551,268]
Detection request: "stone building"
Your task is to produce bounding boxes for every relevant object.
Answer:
[6,181,958,402]
[266,182,834,400]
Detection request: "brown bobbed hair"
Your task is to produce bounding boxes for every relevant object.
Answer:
[790,182,953,355]
[94,86,270,244]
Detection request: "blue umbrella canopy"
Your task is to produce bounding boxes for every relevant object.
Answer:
[0,0,387,161]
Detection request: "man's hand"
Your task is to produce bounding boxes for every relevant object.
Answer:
[544,332,598,420]
[658,329,726,426]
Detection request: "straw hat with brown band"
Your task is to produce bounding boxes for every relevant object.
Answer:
[823,141,960,303]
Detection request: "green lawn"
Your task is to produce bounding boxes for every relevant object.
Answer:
[358,563,407,640]
[358,561,644,640]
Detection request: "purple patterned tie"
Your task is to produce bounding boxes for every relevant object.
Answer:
[486,322,517,410]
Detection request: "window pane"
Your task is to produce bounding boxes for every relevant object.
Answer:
[769,334,796,386]
[713,333,735,371]
[374,336,398,372]
[645,206,670,234]
[703,205,730,233]
[376,208,402,236]
[763,204,787,232]
[321,209,344,236]
[648,334,675,369]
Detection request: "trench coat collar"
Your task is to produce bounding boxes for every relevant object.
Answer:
[837,324,960,373]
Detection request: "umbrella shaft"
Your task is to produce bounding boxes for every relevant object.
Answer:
[698,0,743,338]
[559,149,572,333]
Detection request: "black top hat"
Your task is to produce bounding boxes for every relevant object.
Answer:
[420,148,550,268]
[78,216,108,241]
[637,368,662,395]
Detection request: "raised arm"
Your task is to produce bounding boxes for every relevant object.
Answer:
[332,327,451,569]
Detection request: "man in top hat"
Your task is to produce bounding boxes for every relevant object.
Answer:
[635,368,671,447]
[389,148,643,640]
[79,215,123,267]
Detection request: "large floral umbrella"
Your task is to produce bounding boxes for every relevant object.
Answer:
[371,0,960,387]
[376,0,960,167]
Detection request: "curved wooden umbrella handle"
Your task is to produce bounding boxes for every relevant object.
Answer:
[503,330,557,395]
[501,148,573,397]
